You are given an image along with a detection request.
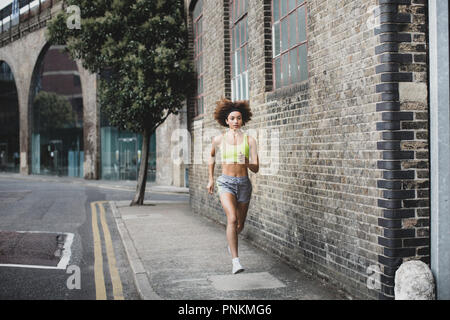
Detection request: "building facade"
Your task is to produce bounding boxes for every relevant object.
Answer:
[0,0,188,187]
[185,0,430,299]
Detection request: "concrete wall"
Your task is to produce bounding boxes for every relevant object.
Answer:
[156,105,189,187]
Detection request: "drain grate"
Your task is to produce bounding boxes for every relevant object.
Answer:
[0,231,73,269]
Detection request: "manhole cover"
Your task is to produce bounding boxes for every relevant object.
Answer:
[208,272,286,291]
[0,231,73,269]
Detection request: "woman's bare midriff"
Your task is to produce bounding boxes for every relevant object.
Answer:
[222,163,248,177]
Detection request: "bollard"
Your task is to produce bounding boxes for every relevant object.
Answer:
[394,260,435,300]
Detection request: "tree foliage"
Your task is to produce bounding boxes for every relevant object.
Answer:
[46,0,194,205]
[46,0,194,133]
[33,91,76,132]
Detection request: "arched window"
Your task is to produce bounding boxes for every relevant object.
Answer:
[0,61,20,173]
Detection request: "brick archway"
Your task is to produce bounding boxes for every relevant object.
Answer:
[0,26,99,178]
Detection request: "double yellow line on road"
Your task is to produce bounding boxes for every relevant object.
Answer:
[91,201,124,300]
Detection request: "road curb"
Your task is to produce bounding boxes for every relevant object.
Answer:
[109,201,162,300]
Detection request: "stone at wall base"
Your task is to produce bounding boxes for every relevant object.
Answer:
[394,260,435,300]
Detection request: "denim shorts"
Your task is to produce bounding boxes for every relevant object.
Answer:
[216,175,252,203]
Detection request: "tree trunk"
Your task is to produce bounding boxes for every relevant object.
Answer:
[130,128,151,206]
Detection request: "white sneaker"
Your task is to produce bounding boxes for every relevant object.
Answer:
[232,258,244,274]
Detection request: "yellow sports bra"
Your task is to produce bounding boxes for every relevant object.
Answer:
[221,133,250,163]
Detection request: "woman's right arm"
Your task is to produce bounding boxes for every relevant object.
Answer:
[207,136,218,194]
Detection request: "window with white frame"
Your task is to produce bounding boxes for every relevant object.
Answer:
[272,0,308,89]
[230,0,249,101]
[193,0,204,115]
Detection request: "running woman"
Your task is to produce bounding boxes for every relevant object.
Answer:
[207,98,259,274]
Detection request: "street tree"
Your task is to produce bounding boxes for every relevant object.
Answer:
[46,0,194,205]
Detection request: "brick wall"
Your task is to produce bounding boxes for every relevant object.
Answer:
[185,0,429,300]
[374,0,429,299]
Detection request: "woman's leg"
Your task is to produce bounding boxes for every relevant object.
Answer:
[219,192,239,258]
[236,201,249,235]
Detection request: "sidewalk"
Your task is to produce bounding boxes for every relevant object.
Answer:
[0,172,349,299]
[110,200,349,300]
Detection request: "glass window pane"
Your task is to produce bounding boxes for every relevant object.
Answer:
[281,0,287,17]
[288,0,296,12]
[273,23,280,57]
[193,0,202,20]
[241,46,246,72]
[231,53,236,78]
[273,0,279,22]
[244,45,248,71]
[246,17,248,42]
[297,6,306,43]
[235,50,240,74]
[238,79,241,101]
[289,11,297,48]
[243,72,248,99]
[281,18,288,52]
[230,0,234,21]
[201,97,204,114]
[231,26,235,51]
[299,44,308,81]
[0,61,20,173]
[242,46,247,72]
[289,49,298,83]
[282,54,290,86]
[239,47,243,73]
[240,20,245,45]
[238,0,242,18]
[239,74,243,100]
[236,78,239,101]
[31,48,84,177]
[275,57,281,89]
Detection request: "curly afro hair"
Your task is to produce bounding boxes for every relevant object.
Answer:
[213,98,252,127]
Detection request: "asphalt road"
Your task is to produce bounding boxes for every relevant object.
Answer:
[0,174,188,300]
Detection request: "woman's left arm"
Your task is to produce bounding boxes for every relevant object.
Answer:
[247,136,259,173]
